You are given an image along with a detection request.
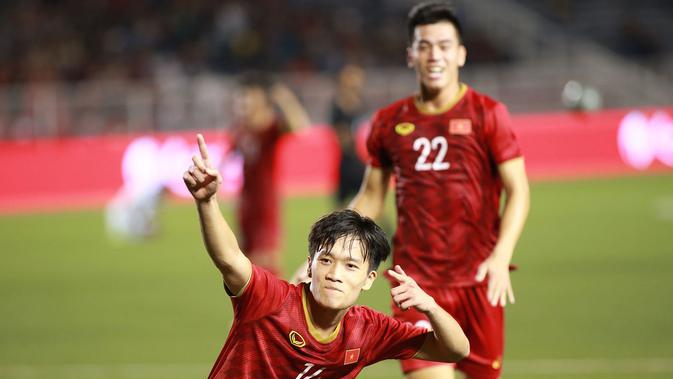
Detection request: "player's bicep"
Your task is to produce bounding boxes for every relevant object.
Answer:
[413,333,440,360]
[413,332,464,363]
[497,157,528,195]
[222,251,253,297]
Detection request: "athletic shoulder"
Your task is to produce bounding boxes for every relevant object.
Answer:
[464,86,508,114]
[371,96,415,126]
[347,304,395,325]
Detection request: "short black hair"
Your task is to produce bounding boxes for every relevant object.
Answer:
[237,70,275,91]
[308,209,390,272]
[407,1,463,44]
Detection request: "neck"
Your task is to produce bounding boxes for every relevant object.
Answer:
[303,286,346,340]
[418,81,461,111]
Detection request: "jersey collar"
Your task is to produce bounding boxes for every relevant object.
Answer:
[413,83,468,115]
[301,285,342,344]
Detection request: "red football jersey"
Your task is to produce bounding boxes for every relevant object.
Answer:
[233,120,283,252]
[367,85,522,288]
[209,266,428,379]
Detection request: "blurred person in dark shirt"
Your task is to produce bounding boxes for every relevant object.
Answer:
[329,64,367,208]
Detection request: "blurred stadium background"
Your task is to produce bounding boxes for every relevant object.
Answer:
[1,0,673,378]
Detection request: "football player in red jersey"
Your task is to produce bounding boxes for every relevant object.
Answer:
[350,2,530,378]
[231,72,310,276]
[183,134,469,379]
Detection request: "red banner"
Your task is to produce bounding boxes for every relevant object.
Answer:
[1,108,672,214]
[511,108,673,180]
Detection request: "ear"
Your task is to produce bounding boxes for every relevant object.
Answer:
[406,46,414,69]
[458,45,467,68]
[306,256,312,278]
[361,270,378,291]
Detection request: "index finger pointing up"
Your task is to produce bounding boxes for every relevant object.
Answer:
[197,134,210,162]
[387,268,405,283]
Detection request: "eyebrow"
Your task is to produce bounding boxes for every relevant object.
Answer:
[322,250,365,264]
[416,39,454,45]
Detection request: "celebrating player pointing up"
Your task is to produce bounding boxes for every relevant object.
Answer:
[183,134,468,378]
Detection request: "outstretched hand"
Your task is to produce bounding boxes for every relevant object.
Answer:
[183,134,222,202]
[389,265,437,314]
[475,254,515,307]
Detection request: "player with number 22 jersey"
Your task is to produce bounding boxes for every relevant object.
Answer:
[367,84,521,288]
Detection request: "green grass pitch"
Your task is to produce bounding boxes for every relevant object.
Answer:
[1,174,673,378]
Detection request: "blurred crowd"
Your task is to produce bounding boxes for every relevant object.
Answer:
[516,0,672,61]
[0,0,511,86]
[0,0,671,139]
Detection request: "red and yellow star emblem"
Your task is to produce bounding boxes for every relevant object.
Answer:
[344,348,360,365]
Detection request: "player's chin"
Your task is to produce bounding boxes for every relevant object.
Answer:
[320,293,351,310]
[421,78,448,91]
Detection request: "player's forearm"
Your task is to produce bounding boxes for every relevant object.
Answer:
[493,184,530,262]
[275,91,311,132]
[348,191,384,219]
[348,166,390,219]
[424,302,470,362]
[196,198,245,272]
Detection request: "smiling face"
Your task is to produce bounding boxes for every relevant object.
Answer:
[232,85,273,130]
[308,235,377,311]
[407,21,466,95]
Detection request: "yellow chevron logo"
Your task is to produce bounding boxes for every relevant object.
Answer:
[394,122,415,136]
[289,330,306,348]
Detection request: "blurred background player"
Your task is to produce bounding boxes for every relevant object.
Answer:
[329,64,367,209]
[105,185,165,241]
[350,2,530,379]
[231,72,311,276]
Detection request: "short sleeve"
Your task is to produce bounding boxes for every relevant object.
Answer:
[365,310,429,363]
[365,111,392,168]
[231,265,292,322]
[484,102,522,164]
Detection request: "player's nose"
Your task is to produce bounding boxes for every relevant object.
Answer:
[326,264,344,282]
[429,44,441,59]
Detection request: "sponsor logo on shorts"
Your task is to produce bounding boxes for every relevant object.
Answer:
[492,358,501,370]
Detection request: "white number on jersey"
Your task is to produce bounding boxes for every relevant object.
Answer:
[296,363,325,379]
[413,136,450,171]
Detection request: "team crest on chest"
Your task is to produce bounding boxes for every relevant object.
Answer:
[394,122,415,136]
[449,119,472,135]
[289,330,306,348]
[344,348,360,365]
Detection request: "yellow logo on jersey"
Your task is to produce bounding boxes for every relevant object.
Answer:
[394,122,415,136]
[289,330,306,348]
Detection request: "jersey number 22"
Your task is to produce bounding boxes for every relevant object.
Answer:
[413,136,450,171]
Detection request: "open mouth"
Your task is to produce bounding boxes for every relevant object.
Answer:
[426,66,444,80]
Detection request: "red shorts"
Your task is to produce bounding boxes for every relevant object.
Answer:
[394,284,504,379]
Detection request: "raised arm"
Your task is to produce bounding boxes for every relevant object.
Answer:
[270,83,311,133]
[348,165,392,219]
[388,265,470,362]
[476,156,530,306]
[183,134,252,295]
